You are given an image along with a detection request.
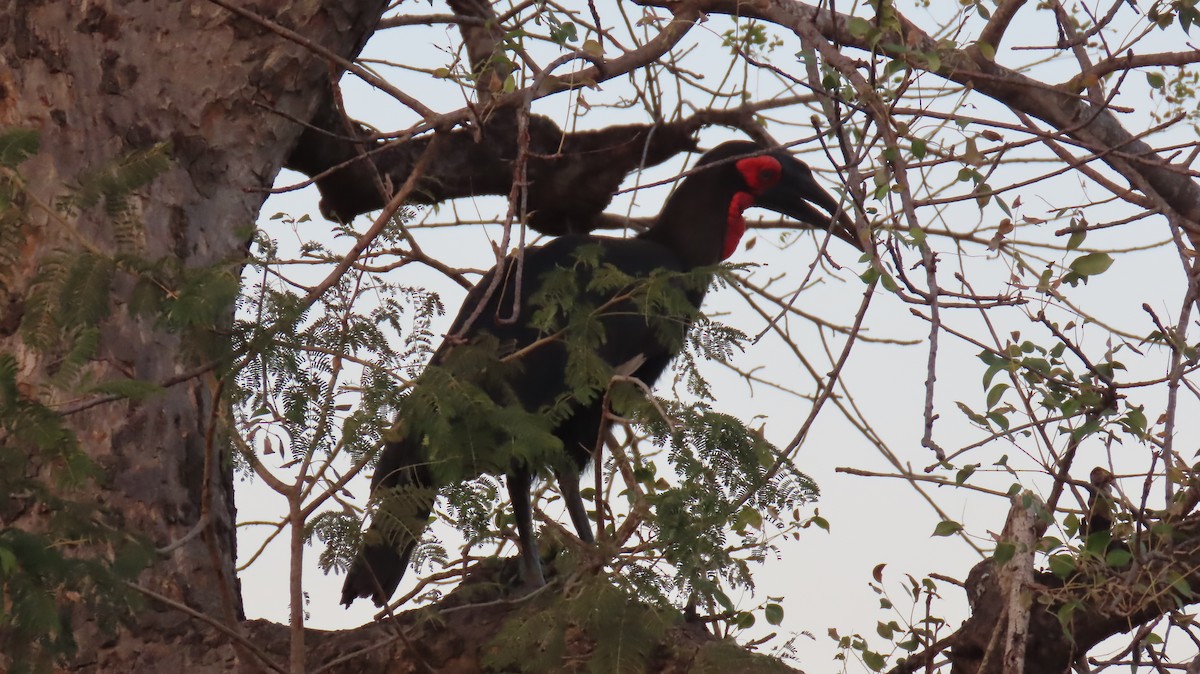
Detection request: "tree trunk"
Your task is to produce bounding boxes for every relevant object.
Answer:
[1,1,385,669]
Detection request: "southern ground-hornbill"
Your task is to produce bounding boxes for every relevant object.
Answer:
[340,140,860,608]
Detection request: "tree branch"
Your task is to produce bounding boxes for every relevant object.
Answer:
[285,102,699,234]
[647,0,1200,236]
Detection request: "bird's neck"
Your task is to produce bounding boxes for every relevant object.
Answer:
[639,179,745,269]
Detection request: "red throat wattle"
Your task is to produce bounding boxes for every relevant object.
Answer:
[724,192,754,259]
[724,155,783,259]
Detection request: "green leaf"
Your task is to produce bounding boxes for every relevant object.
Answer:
[986,383,1008,409]
[712,589,735,612]
[962,137,983,165]
[992,541,1016,565]
[955,464,976,485]
[956,401,988,426]
[549,21,577,45]
[1170,572,1194,598]
[1048,554,1076,578]
[582,39,604,57]
[880,273,900,293]
[1106,548,1132,568]
[848,16,873,38]
[1146,71,1165,89]
[982,360,1009,388]
[909,225,927,246]
[1036,267,1054,293]
[862,650,886,671]
[1063,512,1080,537]
[975,41,996,61]
[1083,530,1112,557]
[911,138,927,159]
[764,603,784,626]
[1056,600,1080,635]
[932,520,962,537]
[0,544,16,575]
[1182,7,1199,33]
[1068,252,1114,277]
[735,505,763,531]
[0,127,40,167]
[1121,406,1148,437]
[1065,228,1086,251]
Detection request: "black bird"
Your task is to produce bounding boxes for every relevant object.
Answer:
[1081,466,1115,539]
[340,140,860,608]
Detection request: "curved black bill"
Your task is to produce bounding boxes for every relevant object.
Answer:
[757,154,864,252]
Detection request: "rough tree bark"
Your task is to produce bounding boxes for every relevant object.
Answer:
[1,1,385,669]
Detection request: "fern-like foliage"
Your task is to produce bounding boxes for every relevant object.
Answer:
[0,354,154,672]
[482,577,672,674]
[231,244,443,472]
[0,129,183,671]
[307,511,362,575]
[692,640,799,674]
[0,127,39,167]
[21,251,113,389]
[232,223,458,583]
[10,134,237,387]
[442,476,502,548]
[400,340,564,482]
[0,128,39,291]
[55,142,170,253]
[635,400,819,610]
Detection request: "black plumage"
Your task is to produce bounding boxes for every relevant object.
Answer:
[1081,466,1115,539]
[340,140,859,608]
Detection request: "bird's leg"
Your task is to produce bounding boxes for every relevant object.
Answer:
[506,468,546,587]
[555,468,595,544]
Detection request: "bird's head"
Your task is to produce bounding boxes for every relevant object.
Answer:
[1089,466,1115,489]
[694,141,863,259]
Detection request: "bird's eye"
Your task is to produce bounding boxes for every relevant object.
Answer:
[735,156,783,193]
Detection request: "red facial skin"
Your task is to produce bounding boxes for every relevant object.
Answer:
[723,156,784,259]
[724,192,753,260]
[736,156,783,194]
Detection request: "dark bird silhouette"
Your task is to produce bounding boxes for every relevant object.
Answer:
[340,140,860,608]
[1081,466,1115,539]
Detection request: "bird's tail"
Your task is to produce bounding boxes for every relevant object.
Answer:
[340,434,435,608]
